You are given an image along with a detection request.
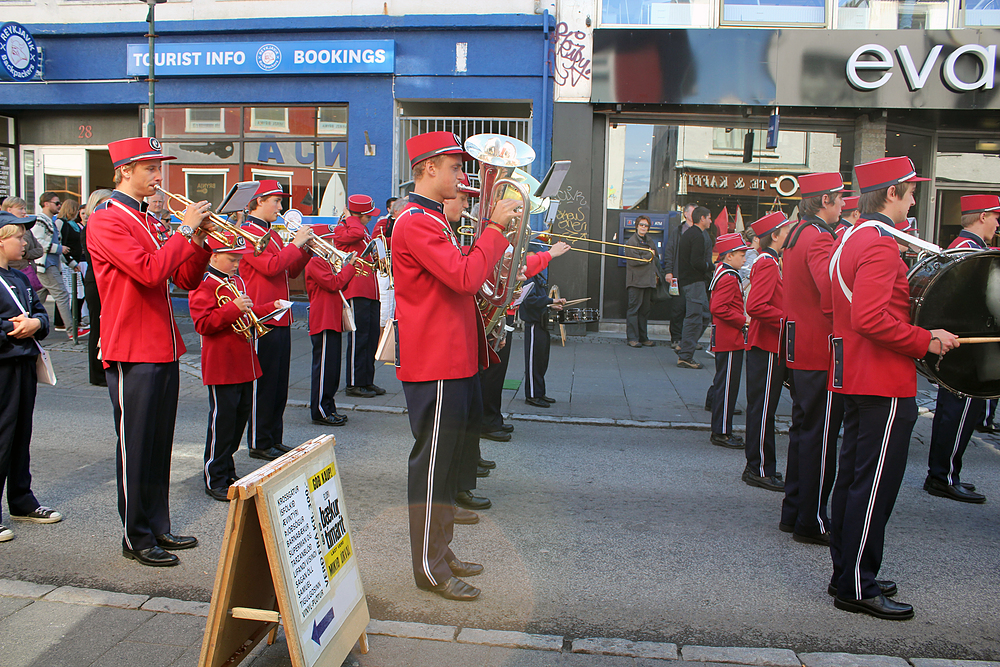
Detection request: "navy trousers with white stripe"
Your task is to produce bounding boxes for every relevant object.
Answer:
[480,316,513,432]
[402,375,483,588]
[782,369,843,536]
[204,382,252,491]
[311,330,343,421]
[247,326,290,452]
[0,358,41,524]
[928,388,985,486]
[744,347,785,477]
[107,361,178,551]
[830,395,916,600]
[346,297,379,388]
[524,322,550,399]
[711,350,743,435]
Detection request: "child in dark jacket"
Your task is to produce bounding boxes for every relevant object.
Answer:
[520,254,565,408]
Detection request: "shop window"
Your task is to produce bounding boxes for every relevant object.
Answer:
[836,0,948,28]
[248,107,290,133]
[721,0,825,26]
[710,128,779,155]
[318,107,348,136]
[600,0,714,26]
[965,0,1000,26]
[183,169,228,212]
[185,108,226,134]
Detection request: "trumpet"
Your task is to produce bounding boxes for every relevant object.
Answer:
[536,229,655,263]
[215,280,270,341]
[281,210,373,276]
[372,233,393,289]
[156,186,273,256]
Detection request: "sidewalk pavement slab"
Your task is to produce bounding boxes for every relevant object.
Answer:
[0,578,56,599]
[680,646,800,667]
[124,611,207,646]
[45,585,148,609]
[799,653,911,667]
[365,619,457,641]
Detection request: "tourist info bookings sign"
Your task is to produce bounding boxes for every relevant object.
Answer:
[268,457,363,665]
[126,40,394,77]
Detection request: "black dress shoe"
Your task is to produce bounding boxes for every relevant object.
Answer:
[365,384,387,395]
[481,429,511,442]
[924,477,986,503]
[828,580,897,598]
[540,396,556,404]
[418,576,480,601]
[500,423,514,433]
[525,397,550,408]
[456,491,492,510]
[273,442,295,453]
[206,487,229,502]
[710,433,744,449]
[447,557,484,577]
[742,469,784,492]
[778,522,794,533]
[313,415,348,427]
[792,531,830,546]
[123,545,179,567]
[478,458,496,469]
[453,507,479,525]
[961,482,977,491]
[834,594,913,620]
[155,533,198,550]
[476,466,490,478]
[249,447,283,461]
[345,386,376,398]
[975,423,997,434]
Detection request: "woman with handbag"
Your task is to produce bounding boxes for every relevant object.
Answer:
[624,215,658,347]
[0,211,63,544]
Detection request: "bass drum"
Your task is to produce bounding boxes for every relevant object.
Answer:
[908,248,1000,398]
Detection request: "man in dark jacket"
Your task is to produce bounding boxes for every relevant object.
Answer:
[676,206,714,368]
[624,215,657,347]
[664,204,695,347]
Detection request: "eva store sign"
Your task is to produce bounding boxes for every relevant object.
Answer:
[847,42,996,92]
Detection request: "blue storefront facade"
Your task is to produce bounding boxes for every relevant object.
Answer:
[0,14,555,221]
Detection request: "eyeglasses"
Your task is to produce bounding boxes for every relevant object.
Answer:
[50,200,61,206]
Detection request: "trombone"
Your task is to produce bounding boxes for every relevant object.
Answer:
[534,229,655,263]
[281,210,373,276]
[215,281,270,341]
[156,186,273,256]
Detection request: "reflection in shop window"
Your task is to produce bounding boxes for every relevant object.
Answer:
[711,128,778,154]
[184,169,228,211]
[185,108,226,134]
[600,0,713,26]
[836,0,948,28]
[965,0,1000,26]
[722,0,825,25]
[318,107,348,136]
[249,107,290,133]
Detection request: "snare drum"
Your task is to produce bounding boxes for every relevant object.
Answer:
[560,307,599,324]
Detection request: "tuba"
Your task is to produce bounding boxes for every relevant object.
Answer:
[215,280,270,341]
[464,134,536,343]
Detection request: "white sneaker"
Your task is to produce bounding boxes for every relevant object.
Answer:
[0,525,12,542]
[10,506,62,524]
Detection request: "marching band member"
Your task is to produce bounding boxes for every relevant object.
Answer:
[189,232,275,501]
[836,196,860,239]
[373,198,406,341]
[708,233,750,450]
[779,173,846,546]
[88,137,212,566]
[305,225,358,428]
[521,251,566,409]
[239,180,311,461]
[742,212,794,492]
[335,195,384,399]
[827,156,957,620]
[924,194,999,504]
[393,131,519,601]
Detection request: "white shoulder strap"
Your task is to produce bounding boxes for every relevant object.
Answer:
[0,274,29,316]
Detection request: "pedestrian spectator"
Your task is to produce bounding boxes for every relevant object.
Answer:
[0,211,63,545]
[676,206,714,368]
[147,191,169,224]
[2,197,45,294]
[664,203,695,349]
[56,199,85,333]
[32,192,74,336]
[80,189,113,386]
[624,215,657,347]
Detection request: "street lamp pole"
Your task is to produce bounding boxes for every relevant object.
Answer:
[144,0,165,138]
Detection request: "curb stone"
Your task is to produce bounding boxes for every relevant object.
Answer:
[365,619,456,642]
[910,661,1000,667]
[0,579,56,599]
[681,646,800,667]
[572,637,679,660]
[799,653,910,667]
[141,597,211,617]
[457,628,563,651]
[44,585,148,609]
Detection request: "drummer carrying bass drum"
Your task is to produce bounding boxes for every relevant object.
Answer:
[827,156,958,621]
[924,194,1000,504]
[521,249,566,409]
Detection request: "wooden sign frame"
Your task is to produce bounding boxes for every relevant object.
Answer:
[199,434,369,667]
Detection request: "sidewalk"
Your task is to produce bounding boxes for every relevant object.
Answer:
[0,579,989,667]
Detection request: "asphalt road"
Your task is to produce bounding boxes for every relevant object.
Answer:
[2,381,999,661]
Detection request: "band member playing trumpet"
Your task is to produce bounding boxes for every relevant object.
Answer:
[393,131,520,601]
[240,180,311,461]
[190,232,278,501]
[87,137,213,567]
[305,225,358,428]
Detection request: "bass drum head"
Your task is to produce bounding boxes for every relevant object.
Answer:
[910,249,1000,398]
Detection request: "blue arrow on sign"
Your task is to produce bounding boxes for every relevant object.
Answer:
[311,606,335,645]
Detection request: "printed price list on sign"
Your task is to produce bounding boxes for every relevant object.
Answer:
[276,482,329,620]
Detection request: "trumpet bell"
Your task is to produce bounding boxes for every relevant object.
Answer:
[464,134,535,168]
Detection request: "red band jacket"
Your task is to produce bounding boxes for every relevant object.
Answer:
[746,247,784,354]
[524,250,552,279]
[239,215,309,327]
[87,192,210,365]
[829,214,931,397]
[709,263,747,352]
[305,256,357,335]
[333,214,378,301]
[782,217,836,371]
[949,230,986,250]
[391,192,508,382]
[189,268,265,385]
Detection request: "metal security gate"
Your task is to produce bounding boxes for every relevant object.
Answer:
[396,116,532,192]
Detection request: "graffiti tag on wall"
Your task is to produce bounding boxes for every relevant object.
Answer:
[554,185,589,237]
[551,22,592,88]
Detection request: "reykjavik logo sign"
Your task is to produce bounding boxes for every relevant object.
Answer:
[847,43,996,92]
